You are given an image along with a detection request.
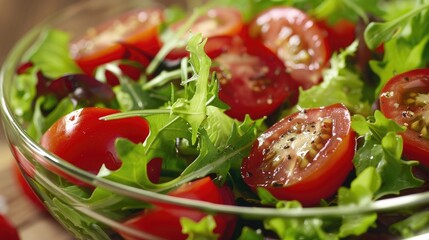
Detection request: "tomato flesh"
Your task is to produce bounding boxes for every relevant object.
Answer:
[208,35,298,120]
[248,7,330,89]
[121,177,236,240]
[241,103,355,206]
[71,9,163,75]
[316,19,356,54]
[40,107,161,186]
[379,68,429,166]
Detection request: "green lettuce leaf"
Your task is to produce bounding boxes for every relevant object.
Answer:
[237,227,264,240]
[364,2,429,50]
[351,111,423,198]
[27,97,75,141]
[367,1,429,95]
[180,215,219,240]
[337,167,380,237]
[11,67,39,122]
[25,29,81,78]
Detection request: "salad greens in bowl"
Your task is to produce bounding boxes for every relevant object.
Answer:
[2,0,429,239]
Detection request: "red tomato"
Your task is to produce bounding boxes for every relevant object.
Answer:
[166,7,243,60]
[248,7,331,89]
[379,68,429,166]
[121,177,236,240]
[207,35,299,120]
[241,103,355,206]
[0,214,19,240]
[40,107,161,186]
[70,9,164,75]
[13,164,46,211]
[316,19,356,53]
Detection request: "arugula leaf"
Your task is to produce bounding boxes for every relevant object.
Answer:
[351,111,423,198]
[364,2,429,50]
[180,215,219,240]
[25,29,81,78]
[283,41,371,117]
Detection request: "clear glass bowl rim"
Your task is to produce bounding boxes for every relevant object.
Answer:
[1,0,429,220]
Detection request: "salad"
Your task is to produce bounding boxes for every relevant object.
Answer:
[8,0,429,239]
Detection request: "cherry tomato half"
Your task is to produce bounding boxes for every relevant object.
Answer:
[121,177,236,240]
[379,68,429,166]
[316,18,356,53]
[208,35,299,121]
[70,9,164,75]
[241,103,355,206]
[248,7,331,90]
[0,214,19,240]
[166,7,243,61]
[40,107,161,186]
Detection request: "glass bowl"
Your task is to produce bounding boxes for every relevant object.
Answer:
[2,0,429,239]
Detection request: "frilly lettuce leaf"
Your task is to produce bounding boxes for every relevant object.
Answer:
[352,111,423,198]
[180,215,219,240]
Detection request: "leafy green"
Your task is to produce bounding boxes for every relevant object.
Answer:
[27,97,75,141]
[337,167,380,237]
[25,29,81,78]
[390,211,429,238]
[258,167,382,240]
[46,197,110,240]
[369,36,429,96]
[366,1,429,95]
[237,227,264,240]
[283,41,371,117]
[364,2,429,50]
[170,34,212,143]
[180,215,219,240]
[11,67,39,122]
[310,0,383,23]
[352,111,423,198]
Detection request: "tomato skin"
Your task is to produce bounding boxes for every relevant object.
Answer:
[166,7,243,61]
[379,68,429,166]
[316,19,356,53]
[0,214,20,240]
[71,9,164,75]
[248,7,331,90]
[121,177,236,240]
[207,34,299,120]
[40,107,160,186]
[241,104,355,206]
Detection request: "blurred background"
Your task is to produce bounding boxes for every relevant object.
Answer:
[0,1,77,239]
[0,0,77,64]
